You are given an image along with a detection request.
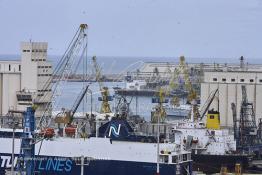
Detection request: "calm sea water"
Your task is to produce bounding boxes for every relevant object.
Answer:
[55,81,156,121]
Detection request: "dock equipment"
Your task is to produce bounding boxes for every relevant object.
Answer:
[16,107,36,175]
[206,110,220,130]
[38,24,88,129]
[199,89,218,120]
[55,85,90,124]
[92,56,113,113]
[232,85,262,153]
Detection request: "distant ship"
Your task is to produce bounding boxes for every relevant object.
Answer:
[114,79,188,97]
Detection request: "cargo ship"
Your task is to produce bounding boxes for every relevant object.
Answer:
[171,110,252,174]
[0,112,192,175]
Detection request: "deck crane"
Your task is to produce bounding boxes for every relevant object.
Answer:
[54,85,90,137]
[55,85,90,125]
[92,56,112,114]
[37,24,88,129]
[199,89,218,120]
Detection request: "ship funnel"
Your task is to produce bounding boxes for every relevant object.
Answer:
[98,118,133,139]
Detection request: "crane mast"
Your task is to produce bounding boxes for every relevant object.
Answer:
[92,56,112,113]
[38,24,88,129]
[178,56,199,121]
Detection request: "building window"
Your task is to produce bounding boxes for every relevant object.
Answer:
[240,79,245,82]
[222,78,226,82]
[9,64,11,71]
[260,79,262,83]
[250,79,254,83]
[172,156,178,163]
[19,65,21,71]
[231,78,236,82]
[213,78,217,82]
[23,50,27,52]
[209,115,214,119]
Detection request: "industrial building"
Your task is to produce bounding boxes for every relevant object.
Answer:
[135,61,262,79]
[201,70,262,127]
[0,42,52,119]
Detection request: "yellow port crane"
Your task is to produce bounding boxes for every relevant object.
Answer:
[178,56,199,121]
[152,88,167,123]
[92,56,112,113]
[166,63,180,107]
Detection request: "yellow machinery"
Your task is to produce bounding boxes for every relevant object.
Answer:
[178,56,199,121]
[152,56,199,123]
[235,163,242,175]
[92,56,112,113]
[38,24,88,129]
[206,110,220,130]
[152,88,167,123]
[165,63,180,107]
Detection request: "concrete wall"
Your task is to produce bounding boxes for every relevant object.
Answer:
[0,61,20,73]
[201,71,262,127]
[0,73,21,115]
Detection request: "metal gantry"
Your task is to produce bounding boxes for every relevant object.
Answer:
[38,24,88,129]
[239,85,257,147]
[232,85,262,153]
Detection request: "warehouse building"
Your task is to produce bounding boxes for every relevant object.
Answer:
[201,70,262,127]
[0,42,52,118]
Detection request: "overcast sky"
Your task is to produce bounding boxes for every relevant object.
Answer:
[0,0,262,59]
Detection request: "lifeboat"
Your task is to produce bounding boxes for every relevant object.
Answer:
[40,128,55,138]
[65,125,77,137]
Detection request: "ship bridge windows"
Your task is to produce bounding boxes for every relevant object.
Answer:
[172,156,178,163]
[183,154,187,161]
[187,153,191,161]
[159,155,169,164]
